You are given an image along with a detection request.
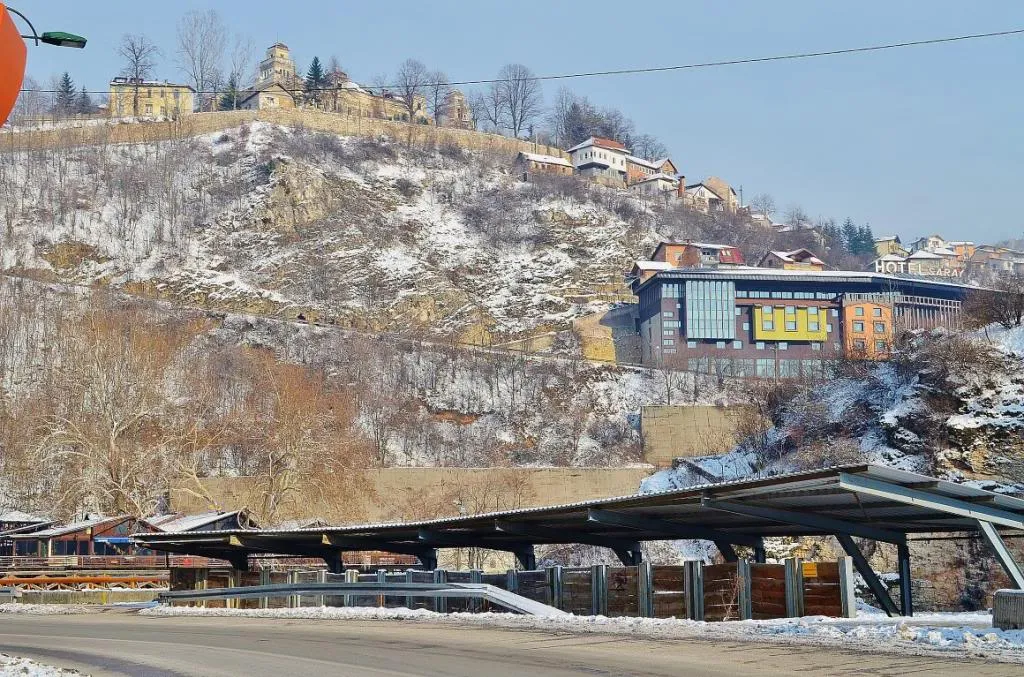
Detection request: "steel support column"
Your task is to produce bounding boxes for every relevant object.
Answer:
[514,545,536,571]
[835,534,900,617]
[323,551,343,574]
[977,520,1024,589]
[417,549,438,572]
[897,542,913,617]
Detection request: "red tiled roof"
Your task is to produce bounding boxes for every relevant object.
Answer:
[591,136,627,151]
[718,248,745,265]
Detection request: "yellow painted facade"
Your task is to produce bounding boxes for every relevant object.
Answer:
[752,305,829,342]
[109,79,194,118]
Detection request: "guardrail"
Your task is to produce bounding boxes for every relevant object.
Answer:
[159,582,566,617]
[0,556,226,570]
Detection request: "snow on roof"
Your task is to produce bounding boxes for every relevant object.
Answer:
[769,249,824,265]
[13,515,129,539]
[0,510,48,524]
[878,254,906,262]
[631,173,678,186]
[931,247,957,257]
[644,266,977,290]
[625,155,659,170]
[684,183,723,200]
[632,260,675,271]
[154,510,242,533]
[875,235,900,242]
[907,250,943,260]
[566,136,629,153]
[519,152,573,168]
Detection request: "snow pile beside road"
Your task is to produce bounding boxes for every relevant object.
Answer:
[0,654,85,676]
[142,605,1024,663]
[0,604,96,615]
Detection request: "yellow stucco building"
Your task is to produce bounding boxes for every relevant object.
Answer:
[108,78,195,118]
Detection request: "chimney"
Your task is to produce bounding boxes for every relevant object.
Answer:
[677,175,686,199]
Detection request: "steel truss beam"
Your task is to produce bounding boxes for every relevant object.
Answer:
[835,534,901,617]
[977,520,1024,589]
[701,498,906,544]
[586,509,764,549]
[837,473,1024,530]
[494,520,642,566]
[417,530,535,570]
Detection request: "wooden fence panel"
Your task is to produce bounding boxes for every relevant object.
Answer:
[561,568,593,615]
[516,570,550,605]
[802,561,843,617]
[651,565,687,619]
[607,567,639,617]
[750,563,787,620]
[703,563,741,622]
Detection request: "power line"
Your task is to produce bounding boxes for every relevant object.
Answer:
[18,26,1024,96]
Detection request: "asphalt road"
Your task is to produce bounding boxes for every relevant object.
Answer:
[0,612,1019,677]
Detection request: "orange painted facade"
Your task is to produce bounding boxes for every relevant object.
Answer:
[842,301,893,359]
[0,4,27,126]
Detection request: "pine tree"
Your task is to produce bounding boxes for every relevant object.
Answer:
[220,73,240,111]
[841,218,859,254]
[305,56,325,106]
[75,86,93,115]
[55,72,76,117]
[856,224,876,256]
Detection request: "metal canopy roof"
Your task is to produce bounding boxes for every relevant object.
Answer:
[135,465,1024,565]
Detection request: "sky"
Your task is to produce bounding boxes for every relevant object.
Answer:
[13,0,1024,244]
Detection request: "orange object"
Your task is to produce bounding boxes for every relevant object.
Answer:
[0,3,27,126]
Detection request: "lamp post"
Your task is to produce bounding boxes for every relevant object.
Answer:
[0,3,86,126]
[7,6,87,48]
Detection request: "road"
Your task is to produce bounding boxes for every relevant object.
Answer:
[0,612,1019,677]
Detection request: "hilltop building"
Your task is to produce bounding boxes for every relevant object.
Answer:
[239,43,430,122]
[874,236,907,257]
[567,136,630,186]
[108,78,194,118]
[515,151,574,178]
[439,90,474,129]
[758,249,826,271]
[632,267,969,373]
[648,240,745,269]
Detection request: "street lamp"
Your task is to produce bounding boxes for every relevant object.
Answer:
[7,6,87,48]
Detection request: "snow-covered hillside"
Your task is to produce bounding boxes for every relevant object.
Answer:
[0,122,661,341]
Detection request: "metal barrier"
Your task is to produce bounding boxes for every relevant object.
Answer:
[159,582,566,617]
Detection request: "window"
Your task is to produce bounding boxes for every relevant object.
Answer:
[761,306,774,330]
[832,309,839,317]
[834,342,842,352]
[811,342,821,351]
[742,322,749,331]
[808,306,819,316]
[853,321,864,332]
[756,342,765,350]
[663,311,674,318]
[826,323,833,333]
[808,321,820,332]
[779,342,788,350]
[687,340,697,348]
[733,340,743,349]
[874,322,887,334]
[785,306,796,315]
[735,307,742,316]
[872,307,883,317]
[663,329,675,336]
[875,340,887,352]
[663,338,675,346]
[855,307,865,316]
[756,358,776,378]
[785,321,797,331]
[716,341,726,349]
[853,340,866,351]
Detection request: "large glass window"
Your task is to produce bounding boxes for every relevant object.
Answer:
[853,321,864,332]
[874,322,886,334]
[685,280,736,340]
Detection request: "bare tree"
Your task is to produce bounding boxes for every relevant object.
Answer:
[425,70,451,124]
[175,9,226,111]
[10,76,46,124]
[222,35,255,110]
[750,193,776,218]
[545,86,576,147]
[495,63,542,138]
[631,133,667,161]
[469,89,503,132]
[394,58,429,122]
[118,34,161,117]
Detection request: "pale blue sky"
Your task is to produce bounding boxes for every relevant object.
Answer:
[14,0,1024,243]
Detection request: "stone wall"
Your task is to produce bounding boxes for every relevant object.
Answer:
[171,466,651,525]
[1,109,568,160]
[641,405,754,466]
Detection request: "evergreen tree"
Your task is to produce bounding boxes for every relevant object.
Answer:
[54,72,76,117]
[856,224,876,256]
[75,86,93,115]
[305,56,325,105]
[220,73,240,111]
[841,218,859,254]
